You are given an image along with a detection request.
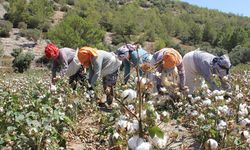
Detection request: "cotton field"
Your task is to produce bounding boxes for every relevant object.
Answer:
[0,66,250,149]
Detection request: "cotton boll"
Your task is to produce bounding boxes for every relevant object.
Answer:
[240,131,250,140]
[239,118,250,127]
[225,98,231,103]
[161,111,170,118]
[160,87,167,93]
[84,92,90,99]
[121,89,137,102]
[198,114,205,121]
[50,84,57,92]
[152,135,168,149]
[117,119,129,130]
[201,83,208,89]
[127,120,139,133]
[135,142,152,150]
[212,90,220,96]
[218,105,230,116]
[202,98,212,106]
[162,77,172,87]
[112,132,120,140]
[191,110,199,117]
[217,120,227,131]
[238,103,248,117]
[113,102,119,108]
[140,110,147,120]
[127,104,135,113]
[205,139,218,150]
[128,136,144,150]
[236,93,244,99]
[155,72,161,77]
[155,112,161,122]
[215,96,224,101]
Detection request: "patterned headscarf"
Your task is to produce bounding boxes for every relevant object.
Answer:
[45,43,59,59]
[116,44,137,60]
[213,54,231,76]
[162,48,182,69]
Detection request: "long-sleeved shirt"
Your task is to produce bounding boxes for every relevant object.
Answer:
[123,48,152,83]
[52,48,75,78]
[88,50,122,86]
[193,50,228,90]
[151,48,185,89]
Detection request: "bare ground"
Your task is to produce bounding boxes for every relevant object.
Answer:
[66,108,200,150]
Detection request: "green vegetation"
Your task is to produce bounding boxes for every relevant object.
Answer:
[11,49,35,73]
[0,20,13,37]
[3,0,250,64]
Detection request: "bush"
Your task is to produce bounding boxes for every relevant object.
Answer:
[112,34,124,45]
[35,55,51,67]
[229,45,250,65]
[0,20,13,37]
[39,22,51,32]
[20,29,41,42]
[60,5,69,12]
[67,0,75,5]
[11,49,35,73]
[154,38,166,51]
[27,17,40,28]
[18,22,27,29]
[47,14,105,48]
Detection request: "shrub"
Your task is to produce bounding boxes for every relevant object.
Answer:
[27,17,40,28]
[154,38,166,51]
[35,55,51,68]
[11,49,35,73]
[112,34,124,45]
[17,22,27,29]
[60,5,69,12]
[7,0,28,27]
[20,29,41,42]
[67,0,75,5]
[39,22,51,32]
[0,20,13,37]
[229,45,250,65]
[47,14,105,48]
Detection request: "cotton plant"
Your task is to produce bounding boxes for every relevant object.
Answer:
[0,71,83,149]
[182,70,250,149]
[109,63,175,150]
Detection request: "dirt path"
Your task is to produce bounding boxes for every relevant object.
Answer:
[66,110,200,150]
[66,109,109,150]
[51,11,65,27]
[160,120,200,150]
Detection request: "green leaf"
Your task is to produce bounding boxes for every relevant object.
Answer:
[234,138,242,145]
[148,126,164,139]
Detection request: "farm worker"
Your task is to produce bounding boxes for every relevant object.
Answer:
[44,43,83,90]
[150,48,185,93]
[116,44,152,85]
[182,49,231,93]
[77,46,122,109]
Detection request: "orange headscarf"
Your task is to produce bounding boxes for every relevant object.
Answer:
[162,48,182,69]
[77,47,98,68]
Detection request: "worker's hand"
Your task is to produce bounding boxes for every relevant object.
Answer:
[121,83,128,89]
[52,76,61,83]
[179,86,189,93]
